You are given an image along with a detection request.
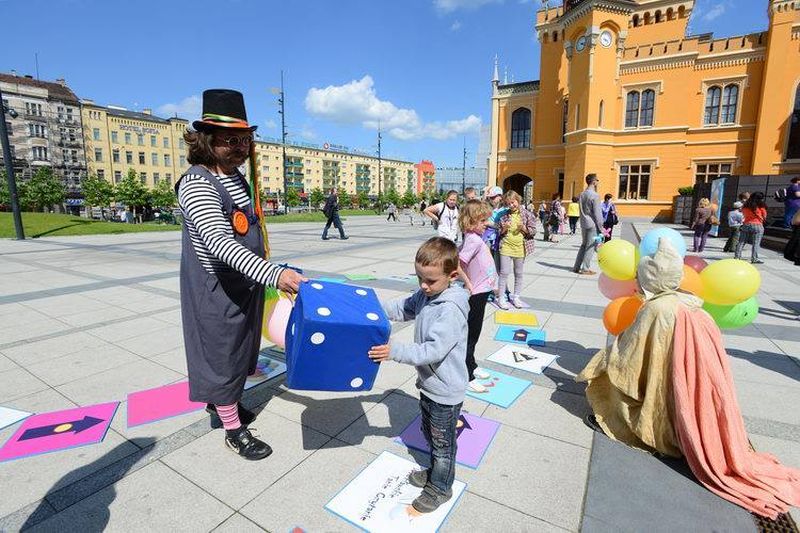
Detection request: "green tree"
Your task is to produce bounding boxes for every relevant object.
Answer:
[356,190,369,209]
[150,179,177,209]
[285,187,301,207]
[310,187,326,209]
[336,187,350,208]
[19,167,65,212]
[385,187,400,207]
[401,189,417,207]
[0,170,8,206]
[374,191,385,213]
[115,168,148,220]
[81,174,115,219]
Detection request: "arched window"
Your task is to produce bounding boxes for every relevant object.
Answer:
[632,14,640,27]
[704,86,722,125]
[678,5,686,18]
[655,10,662,22]
[599,100,605,127]
[667,8,674,20]
[553,31,558,42]
[721,85,739,123]
[787,85,800,160]
[625,91,641,128]
[511,107,531,149]
[644,12,651,25]
[640,89,655,126]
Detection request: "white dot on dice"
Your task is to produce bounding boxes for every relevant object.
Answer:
[311,283,323,290]
[355,289,367,296]
[366,313,379,321]
[310,332,325,345]
[317,307,331,317]
[350,377,363,388]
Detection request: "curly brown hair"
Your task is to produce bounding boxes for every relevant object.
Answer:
[183,130,220,168]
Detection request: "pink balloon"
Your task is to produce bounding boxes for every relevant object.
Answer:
[268,297,293,349]
[598,273,639,300]
[684,255,708,273]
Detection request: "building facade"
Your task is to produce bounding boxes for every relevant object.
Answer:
[489,0,800,218]
[415,160,437,194]
[0,73,86,193]
[435,166,488,193]
[254,139,423,197]
[81,100,189,188]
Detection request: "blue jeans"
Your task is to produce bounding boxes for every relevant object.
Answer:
[735,223,764,262]
[787,204,799,228]
[420,394,461,496]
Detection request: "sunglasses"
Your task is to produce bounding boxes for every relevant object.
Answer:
[217,135,253,147]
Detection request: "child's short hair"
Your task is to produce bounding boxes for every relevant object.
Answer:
[445,189,459,200]
[503,190,522,204]
[459,199,490,232]
[415,237,459,275]
[464,186,476,196]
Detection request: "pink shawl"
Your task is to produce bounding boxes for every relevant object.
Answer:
[672,306,800,518]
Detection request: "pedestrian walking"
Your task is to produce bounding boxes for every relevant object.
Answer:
[425,190,460,243]
[723,201,744,253]
[176,89,305,460]
[497,190,536,309]
[539,200,550,242]
[735,192,767,264]
[458,200,498,393]
[386,202,397,222]
[567,196,580,235]
[547,194,562,242]
[692,198,714,253]
[781,176,800,228]
[322,188,349,240]
[784,209,800,266]
[601,194,619,243]
[573,174,605,275]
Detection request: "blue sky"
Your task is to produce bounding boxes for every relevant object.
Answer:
[1,0,767,166]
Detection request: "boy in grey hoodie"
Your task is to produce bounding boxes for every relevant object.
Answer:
[369,236,470,515]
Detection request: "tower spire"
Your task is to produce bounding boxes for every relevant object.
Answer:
[492,54,499,83]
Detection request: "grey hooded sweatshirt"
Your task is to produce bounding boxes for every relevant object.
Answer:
[381,286,469,405]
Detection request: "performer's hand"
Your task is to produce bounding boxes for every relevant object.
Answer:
[368,344,391,362]
[277,268,307,294]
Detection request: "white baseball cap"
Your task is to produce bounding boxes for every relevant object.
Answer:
[487,186,503,197]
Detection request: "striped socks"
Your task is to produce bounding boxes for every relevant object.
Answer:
[215,403,241,431]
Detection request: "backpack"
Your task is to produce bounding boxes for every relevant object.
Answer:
[775,188,787,202]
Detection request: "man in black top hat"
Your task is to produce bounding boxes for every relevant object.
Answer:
[177,89,305,460]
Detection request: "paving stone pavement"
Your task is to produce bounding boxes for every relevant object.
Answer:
[0,215,797,531]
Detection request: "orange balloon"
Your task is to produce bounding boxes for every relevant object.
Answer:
[680,264,704,298]
[603,296,643,336]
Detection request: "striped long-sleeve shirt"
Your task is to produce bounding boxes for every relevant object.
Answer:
[178,172,284,287]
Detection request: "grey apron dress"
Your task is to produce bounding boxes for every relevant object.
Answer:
[177,165,266,405]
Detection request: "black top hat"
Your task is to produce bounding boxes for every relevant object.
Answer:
[192,89,257,132]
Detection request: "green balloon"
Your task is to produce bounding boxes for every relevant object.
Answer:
[703,297,759,330]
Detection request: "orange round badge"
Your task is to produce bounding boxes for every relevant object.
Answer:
[232,210,249,235]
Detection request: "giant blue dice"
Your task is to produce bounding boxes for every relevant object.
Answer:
[284,280,391,391]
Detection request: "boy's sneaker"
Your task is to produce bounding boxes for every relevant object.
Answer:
[468,379,487,393]
[408,468,429,488]
[412,486,453,514]
[510,296,524,308]
[473,367,491,380]
[752,259,764,264]
[497,297,510,310]
[224,427,273,461]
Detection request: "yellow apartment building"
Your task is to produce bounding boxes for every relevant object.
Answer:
[81,100,189,188]
[489,0,800,219]
[254,139,419,197]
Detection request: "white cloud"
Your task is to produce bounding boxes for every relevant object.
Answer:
[293,124,316,141]
[305,75,481,141]
[264,119,277,129]
[434,0,502,14]
[702,2,727,21]
[156,95,201,120]
[450,20,462,31]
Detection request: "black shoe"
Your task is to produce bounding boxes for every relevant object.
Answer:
[322,236,330,240]
[408,469,429,488]
[584,414,605,435]
[224,427,272,460]
[340,236,349,240]
[206,403,256,427]
[411,485,452,514]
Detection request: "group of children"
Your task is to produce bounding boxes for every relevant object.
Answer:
[368,185,536,515]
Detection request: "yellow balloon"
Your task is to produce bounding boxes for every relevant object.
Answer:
[597,239,640,280]
[700,259,761,306]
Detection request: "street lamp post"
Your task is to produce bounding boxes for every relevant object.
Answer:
[0,85,24,240]
[278,71,288,215]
